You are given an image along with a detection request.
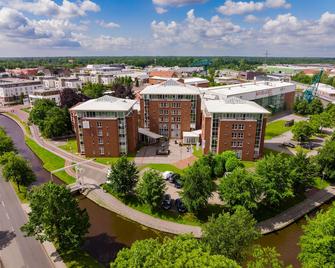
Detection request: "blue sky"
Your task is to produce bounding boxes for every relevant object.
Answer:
[0,0,334,57]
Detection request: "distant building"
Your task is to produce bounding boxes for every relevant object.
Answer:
[6,68,39,77]
[140,80,202,139]
[70,95,138,157]
[315,83,335,105]
[37,76,82,90]
[29,89,61,106]
[0,78,43,106]
[148,71,178,84]
[201,97,270,161]
[238,71,265,80]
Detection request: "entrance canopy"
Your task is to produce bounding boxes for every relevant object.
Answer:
[138,128,163,140]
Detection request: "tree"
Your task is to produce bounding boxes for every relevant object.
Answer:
[294,98,309,115]
[315,140,335,180]
[292,121,314,142]
[111,235,240,268]
[181,161,214,212]
[202,207,260,262]
[81,82,107,98]
[21,182,90,251]
[247,246,287,268]
[111,76,134,99]
[0,152,35,191]
[40,107,71,138]
[29,99,56,125]
[60,88,89,108]
[299,203,335,267]
[107,156,139,197]
[0,127,15,156]
[198,152,216,178]
[219,168,263,212]
[225,156,243,172]
[310,112,332,133]
[309,98,323,114]
[255,154,294,207]
[136,169,165,210]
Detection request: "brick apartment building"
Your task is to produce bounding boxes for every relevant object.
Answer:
[140,80,202,139]
[201,97,270,161]
[70,95,138,157]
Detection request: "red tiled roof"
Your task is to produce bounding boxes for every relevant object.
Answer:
[149,70,177,78]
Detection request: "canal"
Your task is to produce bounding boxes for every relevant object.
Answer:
[0,114,328,267]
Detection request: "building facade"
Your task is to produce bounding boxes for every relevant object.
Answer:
[201,97,270,161]
[0,78,43,106]
[70,95,138,157]
[140,80,201,139]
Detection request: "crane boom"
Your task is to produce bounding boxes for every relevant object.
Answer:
[303,69,323,103]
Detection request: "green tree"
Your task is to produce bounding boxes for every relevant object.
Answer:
[81,82,107,98]
[0,152,35,191]
[256,154,294,207]
[21,182,90,251]
[202,207,260,262]
[198,152,216,178]
[247,246,287,268]
[181,161,214,212]
[29,99,56,125]
[299,203,335,267]
[40,107,71,138]
[136,169,165,210]
[0,127,15,156]
[309,98,323,115]
[111,235,240,268]
[225,156,243,172]
[107,156,139,197]
[310,112,332,133]
[315,140,335,180]
[219,168,263,212]
[292,121,314,142]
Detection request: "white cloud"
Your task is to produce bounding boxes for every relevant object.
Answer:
[217,0,290,16]
[73,33,133,50]
[96,20,120,29]
[1,0,100,19]
[152,0,207,6]
[155,6,168,14]
[244,14,259,23]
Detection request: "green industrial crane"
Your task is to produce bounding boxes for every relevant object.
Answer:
[303,69,323,103]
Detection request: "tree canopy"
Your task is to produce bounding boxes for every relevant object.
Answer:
[292,121,315,142]
[315,140,335,181]
[21,182,90,251]
[60,88,89,109]
[0,127,15,156]
[81,82,107,98]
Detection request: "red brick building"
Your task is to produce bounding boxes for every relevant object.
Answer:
[201,97,270,161]
[140,80,201,139]
[70,95,138,157]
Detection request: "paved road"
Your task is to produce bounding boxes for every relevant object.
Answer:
[0,176,52,268]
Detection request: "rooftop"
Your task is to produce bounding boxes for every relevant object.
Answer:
[204,97,271,114]
[141,79,200,95]
[70,95,137,112]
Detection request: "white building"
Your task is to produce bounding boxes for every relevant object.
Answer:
[29,89,61,106]
[316,83,335,104]
[0,78,43,106]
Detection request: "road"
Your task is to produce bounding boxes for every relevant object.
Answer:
[0,176,52,268]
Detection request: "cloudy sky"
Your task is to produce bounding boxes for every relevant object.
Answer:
[0,0,334,57]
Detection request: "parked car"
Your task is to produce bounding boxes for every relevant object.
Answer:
[162,194,172,210]
[174,179,183,189]
[162,171,174,181]
[169,173,180,183]
[156,148,170,155]
[175,198,187,213]
[282,142,295,148]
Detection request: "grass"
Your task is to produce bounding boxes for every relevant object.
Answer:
[139,163,184,174]
[313,177,330,190]
[94,155,135,166]
[4,112,31,136]
[265,120,292,140]
[20,107,31,113]
[192,145,203,158]
[25,137,75,184]
[10,181,28,203]
[58,138,78,154]
[60,248,103,268]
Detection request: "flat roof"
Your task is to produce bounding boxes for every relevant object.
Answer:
[138,128,163,139]
[203,81,295,97]
[204,97,271,114]
[141,79,200,95]
[70,95,137,112]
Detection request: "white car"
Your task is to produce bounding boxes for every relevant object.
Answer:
[162,171,173,181]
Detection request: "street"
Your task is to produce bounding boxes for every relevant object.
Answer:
[0,176,52,268]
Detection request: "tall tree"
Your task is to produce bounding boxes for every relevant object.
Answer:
[299,204,335,267]
[81,82,107,98]
[21,182,90,251]
[0,127,15,156]
[247,246,287,268]
[136,169,165,210]
[202,207,260,262]
[29,99,56,125]
[40,107,71,138]
[60,88,89,108]
[111,235,240,268]
[315,140,335,180]
[219,168,263,212]
[0,152,35,192]
[256,154,294,207]
[292,121,314,142]
[181,160,214,212]
[107,156,139,197]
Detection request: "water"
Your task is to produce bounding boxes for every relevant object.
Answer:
[0,113,330,267]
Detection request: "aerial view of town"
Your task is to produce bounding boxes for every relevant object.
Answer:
[0,0,335,267]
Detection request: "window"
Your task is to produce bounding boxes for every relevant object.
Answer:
[98,129,103,136]
[98,137,103,144]
[159,102,169,108]
[171,102,181,108]
[232,132,244,139]
[97,121,102,127]
[231,141,243,147]
[99,147,104,155]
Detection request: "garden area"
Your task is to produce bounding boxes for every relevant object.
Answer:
[265,120,292,140]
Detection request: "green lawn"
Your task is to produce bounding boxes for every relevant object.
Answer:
[60,249,103,268]
[4,112,31,136]
[10,182,28,203]
[313,177,330,190]
[139,163,183,174]
[25,137,75,184]
[20,107,31,113]
[94,155,135,166]
[265,120,292,140]
[192,145,203,158]
[58,138,78,154]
